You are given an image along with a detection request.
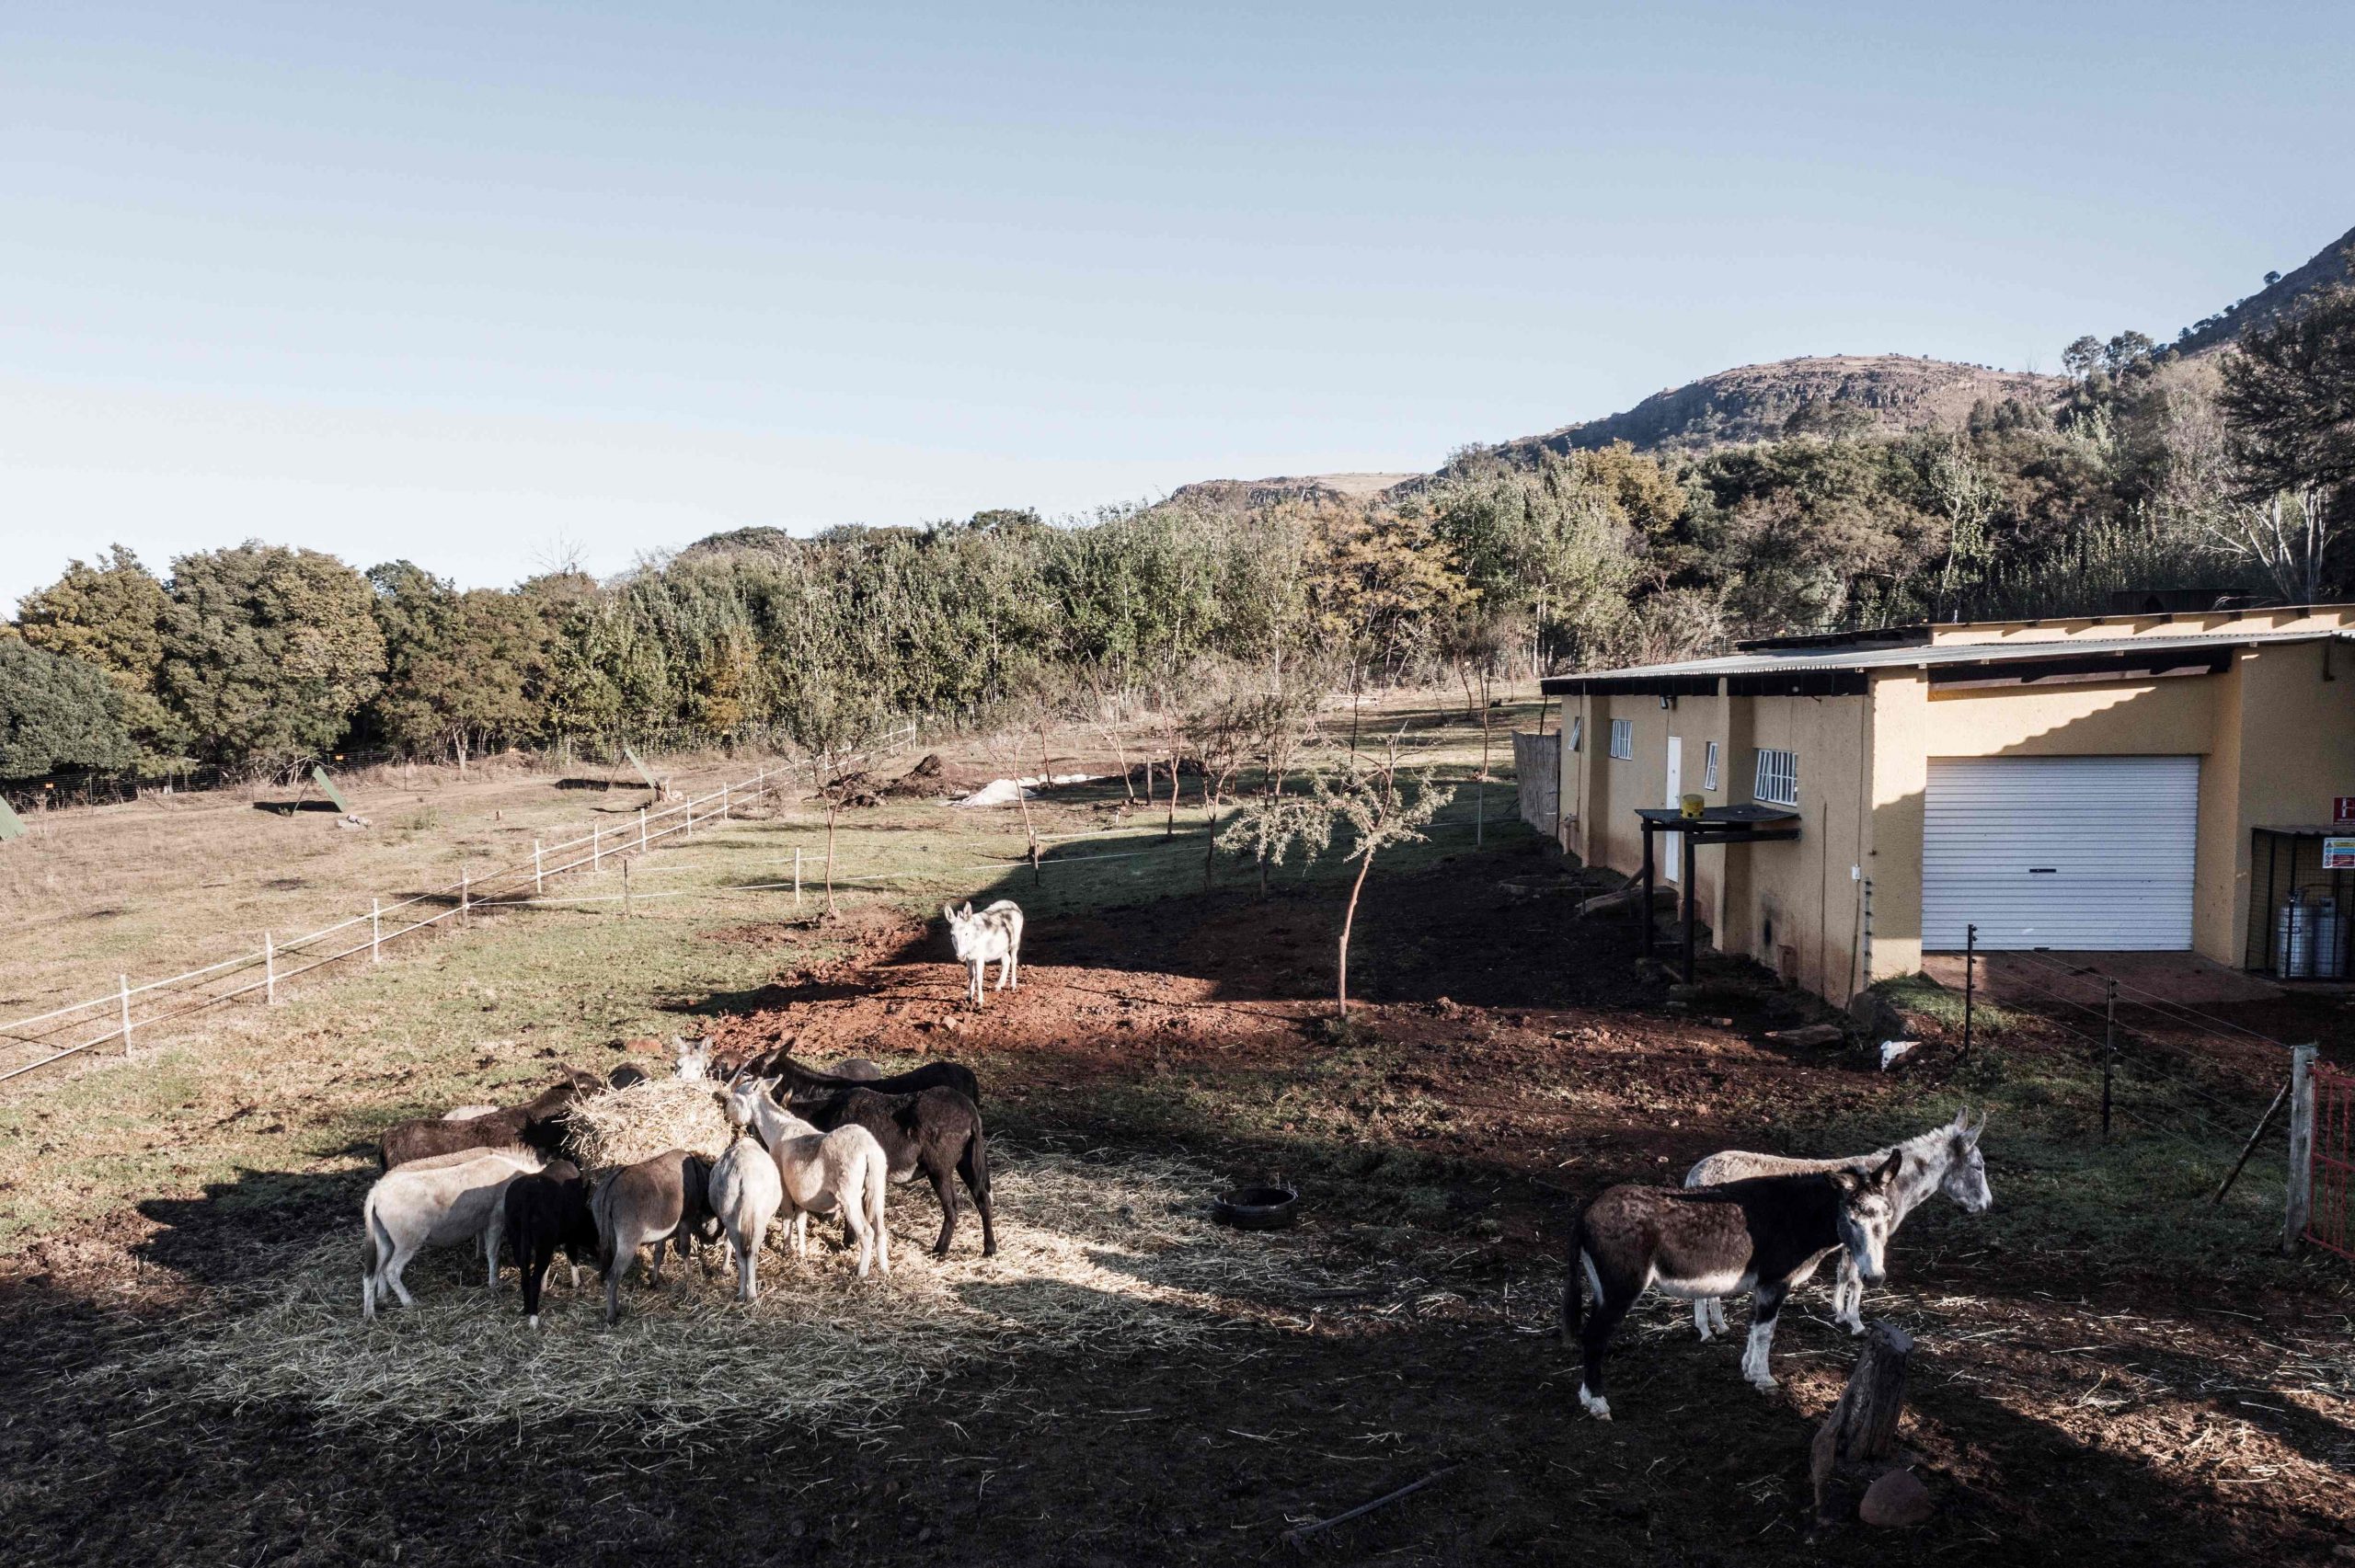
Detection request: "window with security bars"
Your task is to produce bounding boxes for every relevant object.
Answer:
[1703,740,1720,791]
[1608,718,1633,760]
[1753,747,1798,807]
[1568,715,1583,752]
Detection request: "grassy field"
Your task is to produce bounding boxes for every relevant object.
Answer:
[0,693,1534,1244]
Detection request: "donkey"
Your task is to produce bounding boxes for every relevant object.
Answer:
[798,1083,994,1257]
[492,1159,598,1327]
[1562,1153,1902,1420]
[744,1047,982,1107]
[377,1069,603,1169]
[591,1149,719,1326]
[1682,1109,1991,1339]
[725,1076,890,1278]
[944,899,1023,1008]
[361,1145,548,1318]
[706,1106,787,1302]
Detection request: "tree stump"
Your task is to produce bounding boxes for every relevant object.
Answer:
[1810,1321,1914,1522]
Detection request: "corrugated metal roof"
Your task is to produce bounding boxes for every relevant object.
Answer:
[1539,628,2346,692]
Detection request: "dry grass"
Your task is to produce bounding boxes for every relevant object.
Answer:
[0,748,771,1026]
[92,1144,1369,1445]
[565,1078,734,1170]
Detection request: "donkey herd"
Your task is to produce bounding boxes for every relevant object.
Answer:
[353,894,1997,1419]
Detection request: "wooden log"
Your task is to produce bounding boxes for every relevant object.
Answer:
[1574,883,1679,921]
[1810,1321,1913,1519]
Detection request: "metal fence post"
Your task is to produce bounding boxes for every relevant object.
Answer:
[2100,977,2117,1140]
[623,857,634,920]
[534,839,544,896]
[592,824,602,874]
[119,974,132,1052]
[372,898,382,962]
[793,847,803,908]
[461,866,471,930]
[265,933,277,1006]
[1960,923,1976,1062]
[639,806,648,852]
[721,781,729,821]
[2287,1043,2318,1253]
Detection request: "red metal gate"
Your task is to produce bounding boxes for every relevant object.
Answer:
[2309,1061,2355,1260]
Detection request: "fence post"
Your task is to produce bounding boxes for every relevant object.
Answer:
[372,898,382,962]
[793,847,803,908]
[1960,923,1976,1062]
[2286,1043,2318,1254]
[639,806,649,852]
[265,933,277,1006]
[2100,977,2117,1140]
[461,866,471,930]
[592,823,602,874]
[534,839,544,896]
[119,974,132,1052]
[623,857,634,921]
[721,781,729,821]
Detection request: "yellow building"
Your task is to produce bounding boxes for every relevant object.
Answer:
[1542,606,2355,1002]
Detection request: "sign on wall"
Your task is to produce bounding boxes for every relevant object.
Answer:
[2325,837,2355,871]
[2336,797,2355,824]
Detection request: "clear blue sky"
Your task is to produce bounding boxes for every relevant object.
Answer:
[5,2,2349,612]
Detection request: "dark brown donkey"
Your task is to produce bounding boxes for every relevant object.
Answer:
[1562,1153,1901,1420]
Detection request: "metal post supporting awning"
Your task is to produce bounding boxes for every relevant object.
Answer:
[1633,806,1802,984]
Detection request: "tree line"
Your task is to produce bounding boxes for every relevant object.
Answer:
[5,282,2349,788]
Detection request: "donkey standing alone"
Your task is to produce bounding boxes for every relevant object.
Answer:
[1563,1154,1901,1420]
[944,900,1023,1008]
[1682,1108,1991,1340]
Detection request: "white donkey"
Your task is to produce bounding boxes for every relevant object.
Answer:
[944,900,1024,1008]
[1682,1108,1991,1339]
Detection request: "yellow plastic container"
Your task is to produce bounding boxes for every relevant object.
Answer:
[1680,793,1705,819]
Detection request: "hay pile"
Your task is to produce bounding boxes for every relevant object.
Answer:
[565,1078,732,1170]
[97,1144,1374,1445]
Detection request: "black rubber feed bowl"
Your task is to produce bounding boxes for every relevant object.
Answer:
[1213,1185,1299,1230]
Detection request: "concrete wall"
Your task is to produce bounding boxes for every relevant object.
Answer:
[2221,642,2355,960]
[1555,635,2355,999]
[1561,685,1874,1001]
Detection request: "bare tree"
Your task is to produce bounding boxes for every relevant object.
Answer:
[2213,275,2355,601]
[2202,488,2333,605]
[1232,730,1454,1023]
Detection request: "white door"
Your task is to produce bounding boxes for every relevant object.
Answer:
[1923,756,2199,950]
[1662,737,1683,883]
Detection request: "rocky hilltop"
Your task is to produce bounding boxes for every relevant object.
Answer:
[1500,355,2067,458]
[1162,472,1420,512]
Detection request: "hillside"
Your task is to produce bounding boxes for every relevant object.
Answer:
[2175,222,2355,356]
[1488,354,2067,459]
[1161,472,1420,512]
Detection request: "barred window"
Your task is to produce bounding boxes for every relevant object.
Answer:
[1753,747,1798,807]
[1703,740,1720,791]
[1608,718,1634,760]
[1568,715,1583,752]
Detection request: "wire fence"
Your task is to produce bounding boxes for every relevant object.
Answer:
[1951,939,2311,1214]
[0,726,921,1086]
[0,742,1518,1087]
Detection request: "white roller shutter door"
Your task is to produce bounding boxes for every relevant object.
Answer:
[1923,756,2198,951]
